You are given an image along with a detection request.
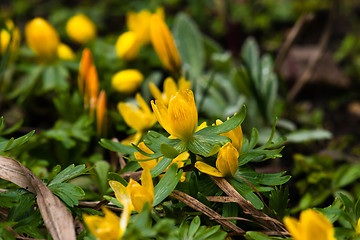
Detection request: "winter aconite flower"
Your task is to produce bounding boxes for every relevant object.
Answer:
[112,69,144,94]
[109,169,154,213]
[195,142,239,177]
[150,14,181,75]
[57,43,75,61]
[118,93,157,145]
[25,17,60,60]
[115,31,140,60]
[0,19,21,55]
[96,90,107,136]
[216,119,243,153]
[284,209,336,240]
[83,206,130,240]
[149,76,191,106]
[66,14,96,44]
[151,89,198,142]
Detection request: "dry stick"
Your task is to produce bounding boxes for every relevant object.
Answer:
[170,190,246,235]
[274,13,315,73]
[210,176,289,236]
[288,0,337,101]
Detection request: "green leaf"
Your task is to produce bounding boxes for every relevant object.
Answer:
[241,37,260,87]
[248,128,259,150]
[188,216,201,238]
[143,131,180,154]
[48,183,85,207]
[0,119,23,136]
[8,192,35,221]
[173,13,205,78]
[229,177,264,210]
[49,164,88,185]
[94,160,110,195]
[99,138,136,155]
[285,129,332,143]
[196,105,246,135]
[153,164,183,206]
[0,130,35,153]
[268,187,289,220]
[160,143,180,159]
[150,157,172,178]
[245,231,282,240]
[42,64,69,91]
[239,171,291,186]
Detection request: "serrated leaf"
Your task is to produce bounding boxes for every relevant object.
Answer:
[150,157,172,178]
[0,130,35,152]
[48,183,85,207]
[49,164,88,185]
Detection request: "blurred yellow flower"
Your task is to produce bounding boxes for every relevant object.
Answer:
[284,209,336,240]
[118,93,157,145]
[96,90,107,136]
[150,14,181,75]
[134,142,158,170]
[195,142,239,177]
[83,206,129,240]
[112,69,143,94]
[57,43,75,61]
[356,218,360,234]
[109,168,154,213]
[151,89,197,142]
[25,17,60,60]
[0,19,21,55]
[78,48,93,94]
[149,76,191,106]
[216,119,243,153]
[66,14,96,44]
[115,31,140,61]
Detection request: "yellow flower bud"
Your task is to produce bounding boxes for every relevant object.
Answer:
[126,10,152,45]
[78,48,93,94]
[195,142,239,178]
[115,31,141,60]
[284,209,336,240]
[151,89,198,142]
[150,14,182,75]
[112,69,143,94]
[66,14,96,44]
[0,20,21,55]
[109,169,154,213]
[84,65,99,116]
[96,90,107,136]
[216,119,243,153]
[25,17,60,60]
[57,43,75,61]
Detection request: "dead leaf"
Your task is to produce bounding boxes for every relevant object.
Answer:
[0,156,76,240]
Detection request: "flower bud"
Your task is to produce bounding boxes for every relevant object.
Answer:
[115,31,140,60]
[0,19,21,55]
[25,17,60,60]
[112,69,143,94]
[66,14,96,44]
[57,43,75,61]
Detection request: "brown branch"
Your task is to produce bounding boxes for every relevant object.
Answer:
[210,176,288,236]
[275,13,314,72]
[170,190,246,235]
[288,0,337,100]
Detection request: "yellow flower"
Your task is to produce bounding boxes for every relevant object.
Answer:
[57,43,75,61]
[96,90,107,136]
[109,168,154,213]
[78,48,93,94]
[66,14,96,44]
[216,119,243,153]
[150,14,182,75]
[356,218,360,234]
[151,89,197,142]
[112,69,144,94]
[149,76,191,106]
[83,206,129,240]
[284,209,336,240]
[134,142,158,170]
[115,31,141,60]
[0,19,21,55]
[195,142,239,177]
[25,17,60,60]
[118,93,157,145]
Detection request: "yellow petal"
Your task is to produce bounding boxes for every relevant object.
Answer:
[356,217,360,234]
[151,99,172,135]
[121,132,143,146]
[134,142,158,170]
[178,76,191,90]
[127,10,152,45]
[57,43,75,61]
[96,90,107,136]
[196,121,208,132]
[141,168,154,200]
[109,180,133,211]
[216,142,239,177]
[195,161,224,177]
[149,82,165,104]
[284,216,301,240]
[216,119,243,153]
[127,178,153,212]
[171,151,189,168]
[163,77,178,104]
[300,209,336,240]
[66,14,96,44]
